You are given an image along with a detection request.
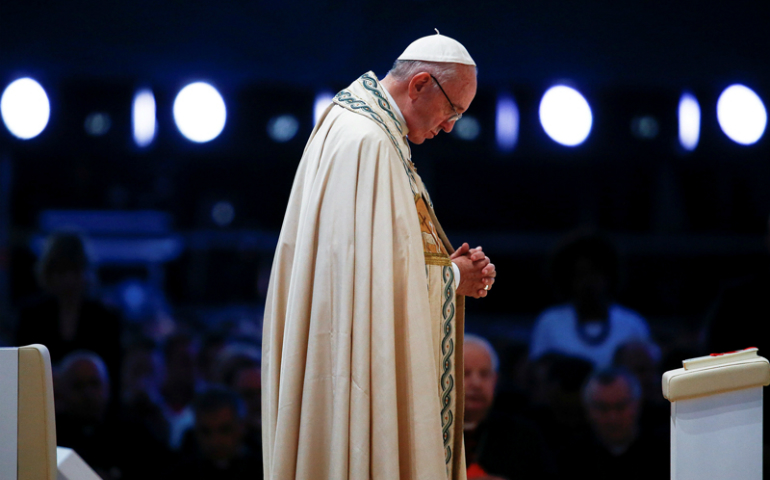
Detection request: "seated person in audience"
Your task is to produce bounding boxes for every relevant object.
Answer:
[55,350,171,480]
[175,386,263,480]
[488,340,530,415]
[559,367,667,479]
[529,230,650,369]
[121,334,170,446]
[160,331,201,450]
[464,334,555,480]
[612,339,668,430]
[524,352,593,463]
[215,343,262,453]
[198,331,227,386]
[16,230,123,400]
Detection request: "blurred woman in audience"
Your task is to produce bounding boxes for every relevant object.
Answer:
[529,230,650,369]
[16,230,123,399]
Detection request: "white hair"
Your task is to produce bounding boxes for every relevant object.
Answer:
[464,333,499,372]
[57,350,110,385]
[388,60,471,85]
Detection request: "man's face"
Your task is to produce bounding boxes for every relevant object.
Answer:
[195,406,243,463]
[463,343,497,423]
[405,66,477,145]
[46,268,87,298]
[615,344,658,402]
[60,359,109,422]
[585,377,640,448]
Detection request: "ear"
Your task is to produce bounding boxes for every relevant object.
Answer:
[407,72,432,100]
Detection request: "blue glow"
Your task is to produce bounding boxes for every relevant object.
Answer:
[539,85,592,147]
[123,282,147,313]
[173,82,227,143]
[717,84,767,146]
[267,114,300,142]
[631,116,659,140]
[678,92,700,151]
[212,201,235,227]
[133,89,157,147]
[496,93,519,152]
[314,91,335,125]
[453,115,480,141]
[84,112,111,136]
[1,77,50,140]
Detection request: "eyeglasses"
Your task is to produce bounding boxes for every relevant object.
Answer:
[430,74,462,122]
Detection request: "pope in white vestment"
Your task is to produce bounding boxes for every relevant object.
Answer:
[262,33,495,480]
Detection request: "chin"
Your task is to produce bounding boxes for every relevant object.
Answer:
[408,136,426,145]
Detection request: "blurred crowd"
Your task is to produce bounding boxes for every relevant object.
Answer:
[7,221,769,479]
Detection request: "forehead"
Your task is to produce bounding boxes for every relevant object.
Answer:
[464,343,493,368]
[590,378,632,401]
[198,406,237,426]
[235,366,261,387]
[67,359,103,379]
[447,66,477,109]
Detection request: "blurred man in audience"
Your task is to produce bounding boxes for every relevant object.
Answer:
[17,231,123,400]
[216,343,262,453]
[56,350,170,480]
[612,339,668,430]
[121,334,170,446]
[160,331,200,450]
[175,386,263,480]
[560,367,667,479]
[198,331,227,386]
[524,352,593,466]
[464,334,554,479]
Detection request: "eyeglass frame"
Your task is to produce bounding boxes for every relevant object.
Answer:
[429,74,463,123]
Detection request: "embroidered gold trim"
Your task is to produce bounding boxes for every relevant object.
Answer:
[424,252,452,267]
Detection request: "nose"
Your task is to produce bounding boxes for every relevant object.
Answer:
[440,118,457,133]
[465,371,481,389]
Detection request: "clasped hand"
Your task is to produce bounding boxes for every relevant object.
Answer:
[450,243,496,299]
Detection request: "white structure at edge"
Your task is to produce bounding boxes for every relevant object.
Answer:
[663,347,770,480]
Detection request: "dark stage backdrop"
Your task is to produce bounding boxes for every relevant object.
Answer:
[1,0,769,348]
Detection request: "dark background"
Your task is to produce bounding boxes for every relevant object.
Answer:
[1,0,769,348]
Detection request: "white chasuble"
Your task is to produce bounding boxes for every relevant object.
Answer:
[262,72,465,480]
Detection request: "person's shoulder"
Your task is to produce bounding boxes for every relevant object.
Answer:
[609,303,649,332]
[609,303,646,321]
[535,303,574,323]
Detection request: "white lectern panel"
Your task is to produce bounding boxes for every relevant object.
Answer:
[0,348,18,480]
[671,387,762,480]
[57,447,102,480]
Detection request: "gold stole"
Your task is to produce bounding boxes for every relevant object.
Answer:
[415,189,466,480]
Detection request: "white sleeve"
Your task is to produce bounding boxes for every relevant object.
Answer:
[452,261,460,289]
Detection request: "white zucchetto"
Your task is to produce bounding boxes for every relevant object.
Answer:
[397,29,476,66]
